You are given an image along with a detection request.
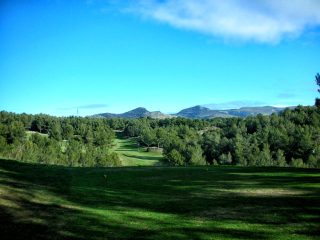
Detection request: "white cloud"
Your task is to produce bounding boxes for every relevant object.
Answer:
[202,100,266,110]
[129,0,320,43]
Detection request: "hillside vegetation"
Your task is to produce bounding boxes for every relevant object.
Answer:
[1,159,319,240]
[0,106,319,168]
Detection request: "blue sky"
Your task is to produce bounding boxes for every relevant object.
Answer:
[1,0,320,116]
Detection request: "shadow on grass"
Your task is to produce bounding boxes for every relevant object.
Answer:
[117,143,139,149]
[123,154,163,161]
[115,141,142,152]
[0,159,320,240]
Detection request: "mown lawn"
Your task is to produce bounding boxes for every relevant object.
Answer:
[112,134,164,166]
[0,159,319,240]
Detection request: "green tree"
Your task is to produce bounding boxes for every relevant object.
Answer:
[21,140,39,163]
[307,154,320,168]
[0,135,7,153]
[257,144,273,166]
[155,128,167,148]
[140,128,156,148]
[219,152,232,165]
[94,126,114,147]
[316,73,320,91]
[234,134,245,165]
[48,121,62,140]
[167,149,185,166]
[62,123,74,140]
[7,121,25,144]
[81,145,95,167]
[201,131,221,164]
[246,138,260,166]
[84,127,94,145]
[275,149,287,167]
[315,73,320,107]
[188,145,206,165]
[290,126,313,161]
[94,149,121,167]
[290,158,305,168]
[65,140,81,166]
[42,141,60,165]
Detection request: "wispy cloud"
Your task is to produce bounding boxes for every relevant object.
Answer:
[202,100,266,110]
[128,0,320,43]
[57,104,108,111]
[277,93,297,99]
[77,104,108,109]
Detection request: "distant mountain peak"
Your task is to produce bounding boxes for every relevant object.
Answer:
[131,107,148,111]
[94,105,292,119]
[94,107,171,119]
[177,105,213,118]
[126,107,149,114]
[178,105,210,112]
[175,105,290,119]
[190,105,209,110]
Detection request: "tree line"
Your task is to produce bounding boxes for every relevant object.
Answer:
[0,105,319,168]
[0,112,120,167]
[120,75,320,168]
[122,106,320,168]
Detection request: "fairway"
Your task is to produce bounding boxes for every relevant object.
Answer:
[113,134,164,166]
[1,159,319,240]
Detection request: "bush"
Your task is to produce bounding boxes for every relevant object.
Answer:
[307,155,320,168]
[107,152,122,167]
[290,158,305,168]
[275,149,287,167]
[167,149,185,166]
[95,151,121,167]
[219,152,232,165]
[189,145,206,166]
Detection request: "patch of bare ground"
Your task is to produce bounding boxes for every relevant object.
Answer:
[219,188,309,197]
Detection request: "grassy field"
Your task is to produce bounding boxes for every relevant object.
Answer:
[0,159,319,240]
[113,134,164,166]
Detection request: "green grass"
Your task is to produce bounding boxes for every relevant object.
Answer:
[0,159,319,240]
[113,134,164,166]
[26,130,49,138]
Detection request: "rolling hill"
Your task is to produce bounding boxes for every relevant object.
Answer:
[175,105,288,118]
[94,105,291,119]
[94,107,172,119]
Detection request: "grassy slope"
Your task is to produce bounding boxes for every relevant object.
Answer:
[0,159,319,240]
[26,130,49,138]
[113,135,164,166]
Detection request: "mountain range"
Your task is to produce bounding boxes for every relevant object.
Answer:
[94,105,290,119]
[94,107,172,119]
